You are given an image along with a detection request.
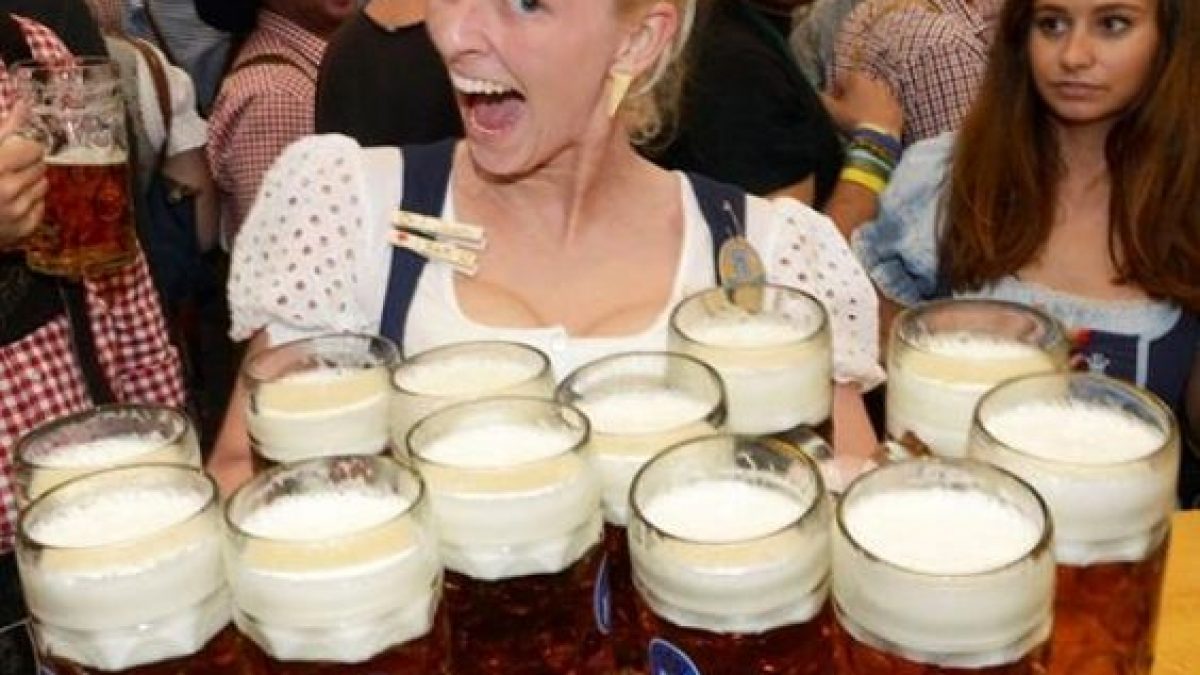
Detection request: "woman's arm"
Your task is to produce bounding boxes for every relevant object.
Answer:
[206,330,267,496]
[162,147,219,251]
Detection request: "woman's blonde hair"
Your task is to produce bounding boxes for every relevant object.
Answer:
[617,0,698,145]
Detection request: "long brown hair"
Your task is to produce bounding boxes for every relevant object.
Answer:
[941,0,1200,312]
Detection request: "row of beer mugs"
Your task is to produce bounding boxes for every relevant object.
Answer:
[14,290,1176,672]
[16,382,1173,675]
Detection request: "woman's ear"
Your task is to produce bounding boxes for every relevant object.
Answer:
[613,1,680,81]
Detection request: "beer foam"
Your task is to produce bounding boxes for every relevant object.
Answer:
[419,422,579,468]
[249,367,391,461]
[31,432,170,467]
[20,487,229,670]
[844,489,1039,574]
[394,356,539,396]
[229,493,441,663]
[240,492,411,540]
[46,146,128,165]
[674,316,831,435]
[888,334,1059,457]
[833,487,1053,666]
[417,422,601,579]
[974,401,1176,564]
[644,480,803,543]
[577,389,713,435]
[28,487,208,549]
[632,478,830,633]
[985,401,1163,464]
[578,388,717,525]
[684,312,813,347]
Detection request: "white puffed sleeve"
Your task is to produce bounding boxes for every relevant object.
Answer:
[228,134,377,343]
[133,40,208,156]
[749,196,886,390]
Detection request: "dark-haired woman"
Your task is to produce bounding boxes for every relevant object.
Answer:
[853,0,1200,506]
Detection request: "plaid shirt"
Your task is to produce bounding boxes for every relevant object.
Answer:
[831,0,1001,146]
[207,10,324,247]
[0,16,187,553]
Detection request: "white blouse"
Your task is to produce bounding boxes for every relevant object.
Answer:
[229,134,884,388]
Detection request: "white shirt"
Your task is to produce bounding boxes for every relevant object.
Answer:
[229,134,884,388]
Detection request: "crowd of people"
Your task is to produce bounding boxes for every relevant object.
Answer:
[0,0,1197,670]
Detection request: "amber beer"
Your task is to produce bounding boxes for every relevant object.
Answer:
[16,465,240,674]
[832,459,1053,674]
[886,299,1068,458]
[629,434,833,675]
[224,455,448,673]
[555,352,726,672]
[406,397,611,674]
[970,373,1178,675]
[669,284,833,440]
[10,58,137,277]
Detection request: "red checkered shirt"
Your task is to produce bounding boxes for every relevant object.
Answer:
[831,0,1002,146]
[207,10,325,247]
[0,16,187,553]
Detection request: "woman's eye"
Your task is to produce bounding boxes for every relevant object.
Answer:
[1034,14,1070,37]
[1098,14,1133,35]
[512,0,541,13]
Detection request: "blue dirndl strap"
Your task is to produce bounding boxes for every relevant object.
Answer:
[379,138,457,346]
[380,160,747,346]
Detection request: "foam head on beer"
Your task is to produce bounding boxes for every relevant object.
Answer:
[224,456,441,663]
[391,341,554,448]
[886,299,1067,457]
[557,351,725,526]
[15,404,200,506]
[832,459,1053,668]
[17,465,229,672]
[972,373,1178,565]
[630,435,831,634]
[406,396,601,580]
[669,285,832,435]
[245,333,397,463]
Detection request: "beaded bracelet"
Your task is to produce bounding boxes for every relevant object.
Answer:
[839,124,902,196]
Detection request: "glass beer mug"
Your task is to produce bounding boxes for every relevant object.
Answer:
[668,283,832,439]
[390,340,554,449]
[886,298,1068,457]
[243,333,398,469]
[224,455,448,673]
[16,464,239,673]
[628,434,833,675]
[970,373,1178,674]
[405,397,609,674]
[555,351,726,671]
[832,459,1054,674]
[14,403,201,507]
[9,57,137,277]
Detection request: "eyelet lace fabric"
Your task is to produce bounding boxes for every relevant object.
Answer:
[230,135,885,389]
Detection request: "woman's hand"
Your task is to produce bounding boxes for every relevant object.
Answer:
[822,71,903,139]
[0,104,48,247]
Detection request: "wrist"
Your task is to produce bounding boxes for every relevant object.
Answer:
[839,125,902,196]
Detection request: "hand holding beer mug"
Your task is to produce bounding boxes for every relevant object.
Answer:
[8,58,137,277]
[0,103,49,247]
[970,373,1178,675]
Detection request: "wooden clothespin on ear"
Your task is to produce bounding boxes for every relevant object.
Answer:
[390,210,487,276]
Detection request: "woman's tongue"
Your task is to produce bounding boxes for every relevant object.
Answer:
[468,92,524,134]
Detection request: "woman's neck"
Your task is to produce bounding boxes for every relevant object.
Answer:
[458,128,663,246]
[1054,120,1111,188]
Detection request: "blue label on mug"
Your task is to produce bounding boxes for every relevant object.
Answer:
[649,637,701,675]
[593,553,612,634]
